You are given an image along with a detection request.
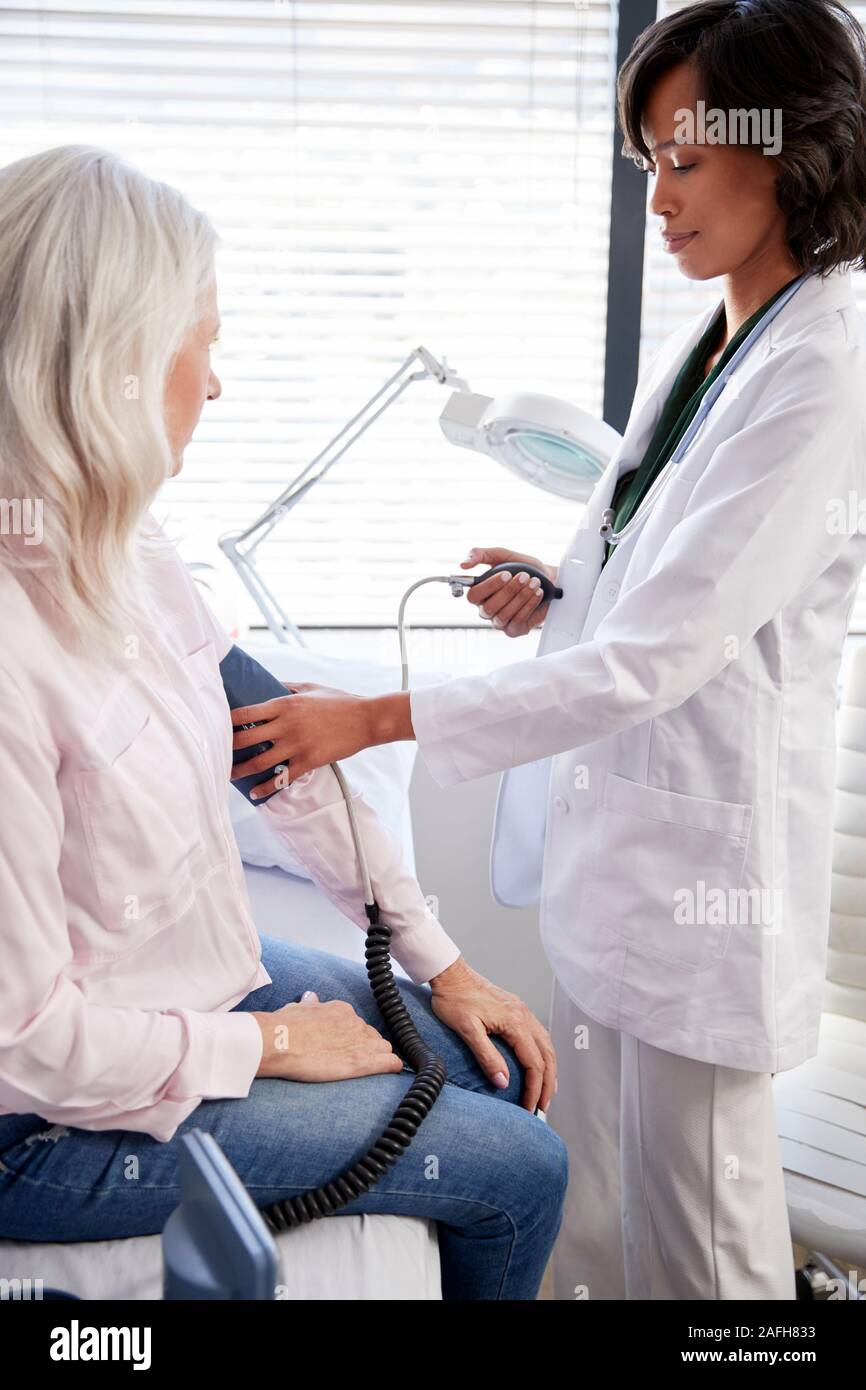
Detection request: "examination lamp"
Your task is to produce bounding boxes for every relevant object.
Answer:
[439,388,622,502]
[219,347,621,645]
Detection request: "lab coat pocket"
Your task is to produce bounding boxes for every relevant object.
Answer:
[75,691,207,934]
[586,771,753,971]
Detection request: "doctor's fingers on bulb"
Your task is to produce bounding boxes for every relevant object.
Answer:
[493,585,548,635]
[471,567,539,610]
[484,581,547,634]
[476,571,543,623]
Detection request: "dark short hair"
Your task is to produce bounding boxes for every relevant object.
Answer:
[616,0,866,275]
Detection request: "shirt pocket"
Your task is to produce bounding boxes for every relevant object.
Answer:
[585,771,754,971]
[74,689,209,934]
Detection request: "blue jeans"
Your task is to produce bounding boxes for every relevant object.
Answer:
[0,935,568,1300]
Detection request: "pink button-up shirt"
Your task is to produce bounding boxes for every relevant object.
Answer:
[0,513,461,1142]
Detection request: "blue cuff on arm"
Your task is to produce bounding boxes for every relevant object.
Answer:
[219,644,295,806]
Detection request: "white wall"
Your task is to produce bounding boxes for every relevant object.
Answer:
[409,754,553,1024]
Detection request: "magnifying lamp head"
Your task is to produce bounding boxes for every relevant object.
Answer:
[439,389,622,503]
[484,420,608,499]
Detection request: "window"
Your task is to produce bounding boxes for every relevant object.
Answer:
[0,0,619,635]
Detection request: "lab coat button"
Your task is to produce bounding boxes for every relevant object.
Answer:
[553,795,569,814]
[605,582,619,602]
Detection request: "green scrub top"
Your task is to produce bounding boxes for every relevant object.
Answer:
[602,274,801,569]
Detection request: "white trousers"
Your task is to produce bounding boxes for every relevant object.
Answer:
[545,979,797,1300]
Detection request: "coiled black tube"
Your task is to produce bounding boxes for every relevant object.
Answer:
[263,902,447,1232]
[217,643,448,1233]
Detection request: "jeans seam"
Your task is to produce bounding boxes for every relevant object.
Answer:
[0,1163,518,1230]
[0,1167,180,1197]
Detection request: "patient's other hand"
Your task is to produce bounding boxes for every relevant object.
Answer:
[251,995,404,1082]
[429,956,557,1114]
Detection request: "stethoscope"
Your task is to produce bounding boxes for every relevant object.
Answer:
[599,270,814,545]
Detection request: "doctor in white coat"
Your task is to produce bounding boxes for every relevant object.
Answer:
[230,0,866,1300]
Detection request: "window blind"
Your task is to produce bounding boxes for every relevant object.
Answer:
[643,0,866,631]
[0,0,619,630]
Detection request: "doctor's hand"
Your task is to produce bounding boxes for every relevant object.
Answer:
[230,681,378,789]
[428,956,557,1114]
[461,547,557,638]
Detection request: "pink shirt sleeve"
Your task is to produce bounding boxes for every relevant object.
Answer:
[189,584,463,985]
[260,775,464,985]
[0,663,264,1141]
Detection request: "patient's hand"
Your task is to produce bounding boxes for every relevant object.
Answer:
[251,995,405,1082]
[429,957,557,1115]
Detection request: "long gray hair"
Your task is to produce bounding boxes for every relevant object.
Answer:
[0,144,217,659]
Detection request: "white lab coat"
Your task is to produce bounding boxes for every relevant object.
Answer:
[409,265,866,1073]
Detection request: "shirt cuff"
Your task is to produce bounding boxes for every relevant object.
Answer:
[172,1008,264,1102]
[389,910,464,985]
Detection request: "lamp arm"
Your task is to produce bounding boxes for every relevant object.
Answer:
[229,348,467,553]
[217,346,469,645]
[219,532,308,647]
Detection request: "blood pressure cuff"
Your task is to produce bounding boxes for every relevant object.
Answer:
[219,643,294,806]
